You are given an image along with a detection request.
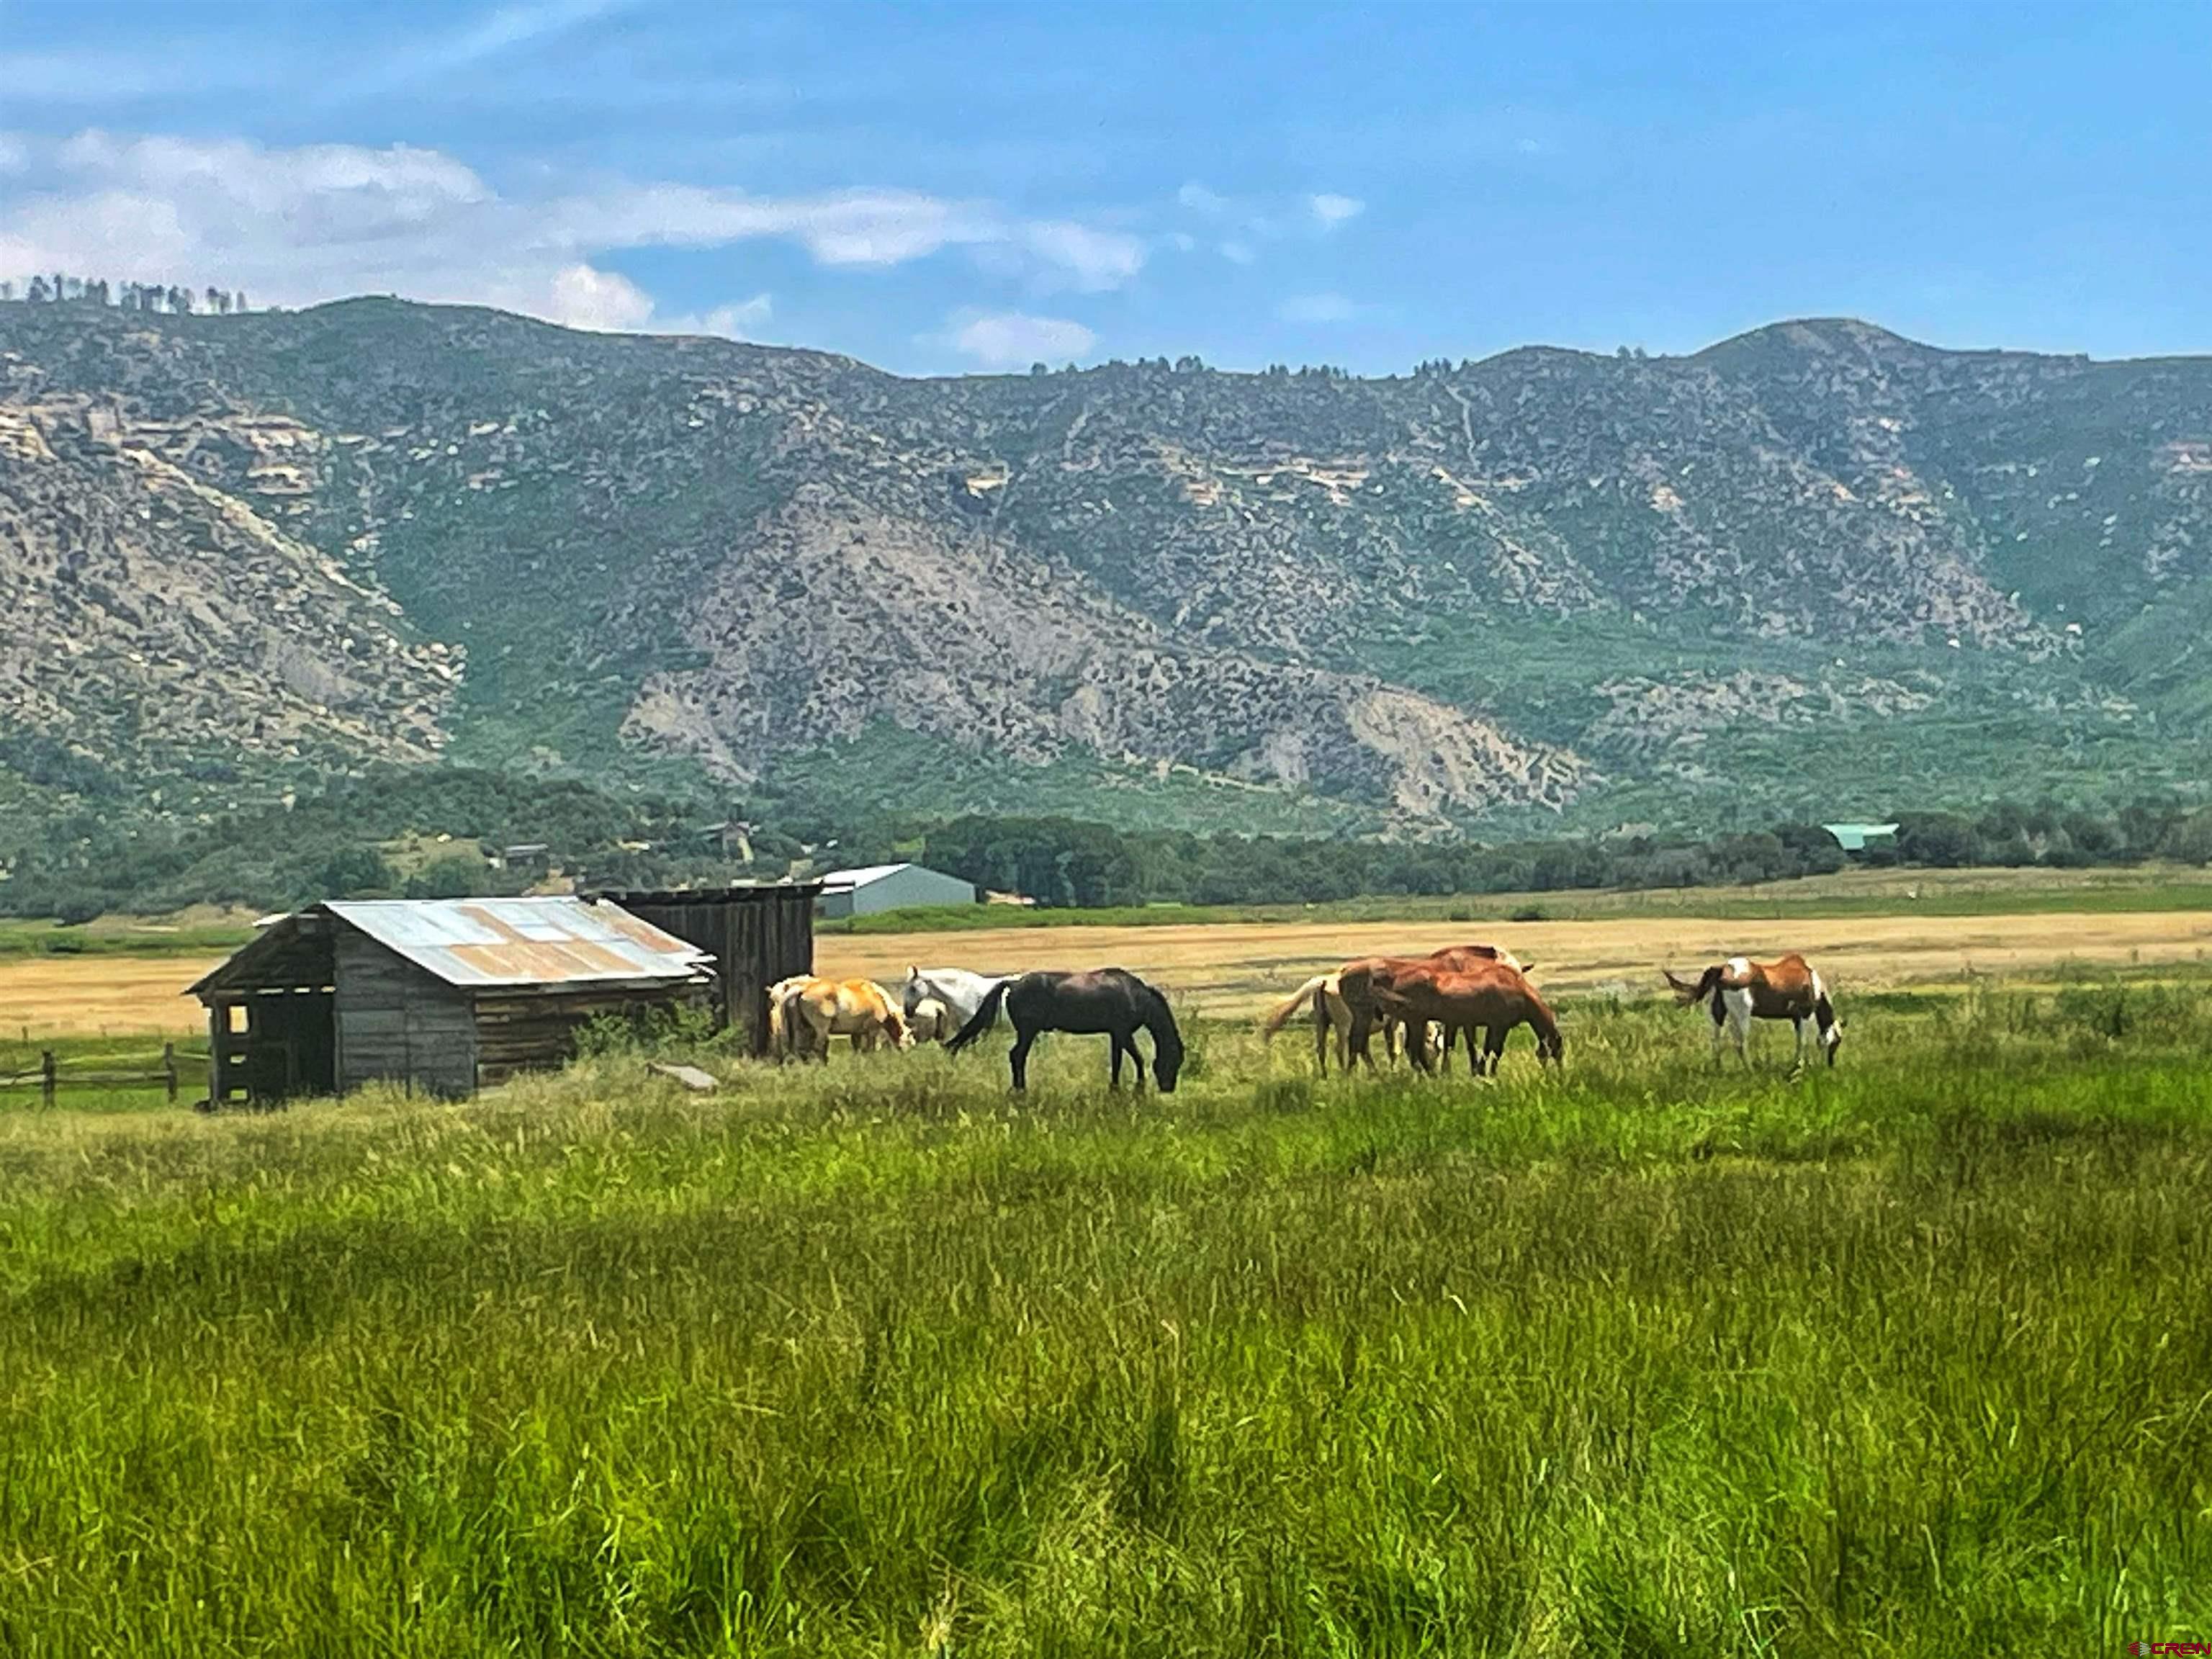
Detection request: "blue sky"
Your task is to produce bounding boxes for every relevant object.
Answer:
[4,1,2207,375]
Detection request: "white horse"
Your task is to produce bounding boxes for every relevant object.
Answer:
[900,966,1010,1030]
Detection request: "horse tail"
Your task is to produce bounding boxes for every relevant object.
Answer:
[1261,976,1328,1040]
[945,979,1011,1054]
[766,984,789,1056]
[1665,966,1722,1007]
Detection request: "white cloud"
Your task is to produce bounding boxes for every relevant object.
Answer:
[695,293,773,337]
[0,128,1146,331]
[1308,192,1364,228]
[948,310,1097,369]
[1015,220,1145,291]
[341,0,625,96]
[1277,292,1360,324]
[1179,183,1360,263]
[544,262,656,331]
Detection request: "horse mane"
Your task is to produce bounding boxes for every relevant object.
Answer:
[1134,979,1184,1058]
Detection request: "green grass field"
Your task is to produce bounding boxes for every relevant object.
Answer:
[3,982,2211,1655]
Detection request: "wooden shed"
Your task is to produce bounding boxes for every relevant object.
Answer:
[187,897,715,1105]
[598,883,820,1054]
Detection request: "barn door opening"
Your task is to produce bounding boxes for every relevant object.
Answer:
[243,989,337,1101]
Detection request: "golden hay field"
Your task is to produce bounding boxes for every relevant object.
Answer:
[6,907,2211,1036]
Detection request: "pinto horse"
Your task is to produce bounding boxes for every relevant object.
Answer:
[1665,954,1842,1069]
[1369,960,1563,1075]
[946,968,1184,1092]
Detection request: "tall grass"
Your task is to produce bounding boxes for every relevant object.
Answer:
[1,991,2209,1655]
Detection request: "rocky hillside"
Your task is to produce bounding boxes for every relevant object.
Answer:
[4,299,2210,838]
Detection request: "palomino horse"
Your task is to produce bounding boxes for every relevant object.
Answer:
[1368,960,1564,1075]
[1665,955,1842,1069]
[774,977,909,1061]
[901,966,1011,1031]
[947,968,1184,1092]
[1338,944,1530,1069]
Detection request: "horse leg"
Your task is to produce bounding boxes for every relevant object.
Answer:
[1009,1023,1036,1092]
[1110,1033,1129,1089]
[1409,1022,1437,1076]
[1349,1009,1378,1072]
[1791,1015,1810,1074]
[1313,1000,1331,1074]
[1125,1028,1148,1093]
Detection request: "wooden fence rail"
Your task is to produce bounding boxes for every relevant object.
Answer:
[0,1044,208,1105]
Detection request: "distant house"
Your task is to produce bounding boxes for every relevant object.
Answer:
[1822,822,1900,853]
[817,862,978,919]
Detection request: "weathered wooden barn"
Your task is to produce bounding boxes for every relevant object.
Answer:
[598,883,820,1053]
[188,897,716,1105]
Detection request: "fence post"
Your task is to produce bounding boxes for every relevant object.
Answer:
[163,1042,179,1103]
[40,1049,56,1108]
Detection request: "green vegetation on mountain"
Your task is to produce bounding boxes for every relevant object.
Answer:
[4,297,2211,907]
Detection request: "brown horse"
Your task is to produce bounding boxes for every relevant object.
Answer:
[1336,944,1530,1069]
[1664,954,1841,1069]
[1369,960,1563,1075]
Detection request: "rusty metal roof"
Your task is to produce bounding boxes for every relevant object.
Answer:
[324,897,714,989]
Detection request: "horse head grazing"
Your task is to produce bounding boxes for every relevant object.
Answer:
[1141,984,1185,1092]
[1518,981,1565,1065]
[1816,993,1843,1067]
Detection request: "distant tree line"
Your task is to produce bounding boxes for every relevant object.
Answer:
[2,273,247,314]
[914,797,2212,909]
[2,769,2207,922]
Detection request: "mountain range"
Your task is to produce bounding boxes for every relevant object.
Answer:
[4,297,2210,853]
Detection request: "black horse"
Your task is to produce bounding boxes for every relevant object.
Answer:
[945,968,1184,1092]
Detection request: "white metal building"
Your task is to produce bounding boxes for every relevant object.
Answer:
[817,862,978,919]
